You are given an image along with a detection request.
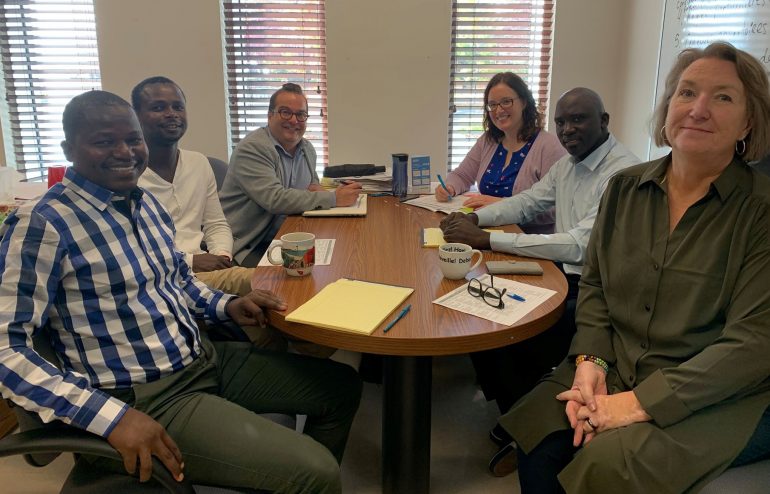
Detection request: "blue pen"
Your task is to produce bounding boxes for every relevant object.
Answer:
[383,304,411,333]
[436,174,453,200]
[507,293,526,302]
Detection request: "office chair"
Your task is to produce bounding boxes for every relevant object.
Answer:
[700,459,770,494]
[0,329,259,493]
[207,157,229,192]
[200,155,228,254]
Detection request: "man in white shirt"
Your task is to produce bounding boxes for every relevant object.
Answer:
[441,88,640,475]
[133,77,288,351]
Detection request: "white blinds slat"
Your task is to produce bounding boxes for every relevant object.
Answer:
[223,0,328,172]
[0,0,101,181]
[448,0,555,171]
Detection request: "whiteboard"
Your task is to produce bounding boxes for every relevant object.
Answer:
[652,0,770,158]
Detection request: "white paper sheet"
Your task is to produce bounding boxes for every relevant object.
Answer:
[402,194,469,214]
[257,238,336,267]
[14,182,48,201]
[433,274,557,326]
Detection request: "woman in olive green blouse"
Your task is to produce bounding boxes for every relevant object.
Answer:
[501,42,770,493]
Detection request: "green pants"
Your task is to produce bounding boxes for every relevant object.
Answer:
[102,338,362,494]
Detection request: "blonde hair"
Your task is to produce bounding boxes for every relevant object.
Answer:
[652,42,770,161]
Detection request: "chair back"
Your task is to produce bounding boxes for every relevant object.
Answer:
[207,157,229,191]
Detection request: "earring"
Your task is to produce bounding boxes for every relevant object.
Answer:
[659,125,669,145]
[736,139,747,156]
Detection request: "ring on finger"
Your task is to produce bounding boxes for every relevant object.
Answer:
[587,418,597,430]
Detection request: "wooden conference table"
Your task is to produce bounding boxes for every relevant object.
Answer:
[251,195,567,494]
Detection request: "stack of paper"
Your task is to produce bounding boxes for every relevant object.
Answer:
[320,173,392,193]
[421,228,447,248]
[303,194,367,217]
[403,195,473,214]
[433,274,557,326]
[285,278,413,334]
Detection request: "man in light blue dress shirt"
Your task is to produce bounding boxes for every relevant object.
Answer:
[440,87,640,476]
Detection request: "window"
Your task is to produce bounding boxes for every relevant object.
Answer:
[448,0,555,171]
[223,0,328,172]
[0,0,100,181]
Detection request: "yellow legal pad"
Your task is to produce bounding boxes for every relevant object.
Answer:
[285,278,414,334]
[421,227,503,248]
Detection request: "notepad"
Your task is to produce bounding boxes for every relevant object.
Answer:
[302,194,368,217]
[403,195,467,214]
[421,227,503,247]
[285,278,413,334]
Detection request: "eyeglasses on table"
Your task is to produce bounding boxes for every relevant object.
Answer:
[468,275,507,309]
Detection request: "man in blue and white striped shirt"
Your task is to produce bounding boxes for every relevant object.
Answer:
[0,90,361,493]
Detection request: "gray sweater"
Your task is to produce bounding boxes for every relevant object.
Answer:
[219,127,335,265]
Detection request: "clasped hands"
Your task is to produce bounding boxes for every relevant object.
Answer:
[439,212,491,249]
[556,361,651,447]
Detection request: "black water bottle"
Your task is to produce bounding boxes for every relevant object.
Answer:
[391,153,408,197]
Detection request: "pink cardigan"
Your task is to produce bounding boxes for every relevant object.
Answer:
[446,130,566,233]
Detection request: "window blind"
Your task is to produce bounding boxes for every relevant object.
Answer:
[448,0,555,171]
[0,0,100,182]
[223,0,328,172]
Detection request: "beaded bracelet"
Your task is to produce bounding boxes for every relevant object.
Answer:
[575,354,609,373]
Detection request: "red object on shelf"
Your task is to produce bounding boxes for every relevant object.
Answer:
[47,166,67,188]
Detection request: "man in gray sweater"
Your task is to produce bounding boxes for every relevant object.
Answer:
[220,83,361,266]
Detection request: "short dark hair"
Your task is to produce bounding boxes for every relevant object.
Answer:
[130,76,185,111]
[268,83,307,112]
[62,90,132,142]
[652,41,770,161]
[483,72,543,143]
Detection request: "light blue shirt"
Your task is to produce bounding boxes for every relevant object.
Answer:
[474,134,640,275]
[266,128,315,191]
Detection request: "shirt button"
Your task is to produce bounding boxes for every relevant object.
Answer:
[653,263,659,271]
[644,304,651,312]
[629,375,635,383]
[641,342,647,349]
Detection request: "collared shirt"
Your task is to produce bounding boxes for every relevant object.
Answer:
[478,136,536,197]
[139,149,233,270]
[0,169,234,437]
[261,128,330,245]
[571,156,770,427]
[474,134,640,275]
[266,127,314,191]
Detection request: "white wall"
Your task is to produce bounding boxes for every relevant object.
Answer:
[549,0,626,125]
[613,0,666,161]
[93,0,230,160]
[326,0,452,175]
[0,127,6,167]
[549,0,665,161]
[2,1,668,172]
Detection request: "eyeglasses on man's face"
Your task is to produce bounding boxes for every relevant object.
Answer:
[486,97,518,113]
[468,276,507,309]
[271,108,309,122]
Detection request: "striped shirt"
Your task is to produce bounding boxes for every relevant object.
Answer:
[0,169,234,437]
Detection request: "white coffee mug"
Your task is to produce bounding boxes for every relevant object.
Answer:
[268,232,315,276]
[438,243,483,280]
